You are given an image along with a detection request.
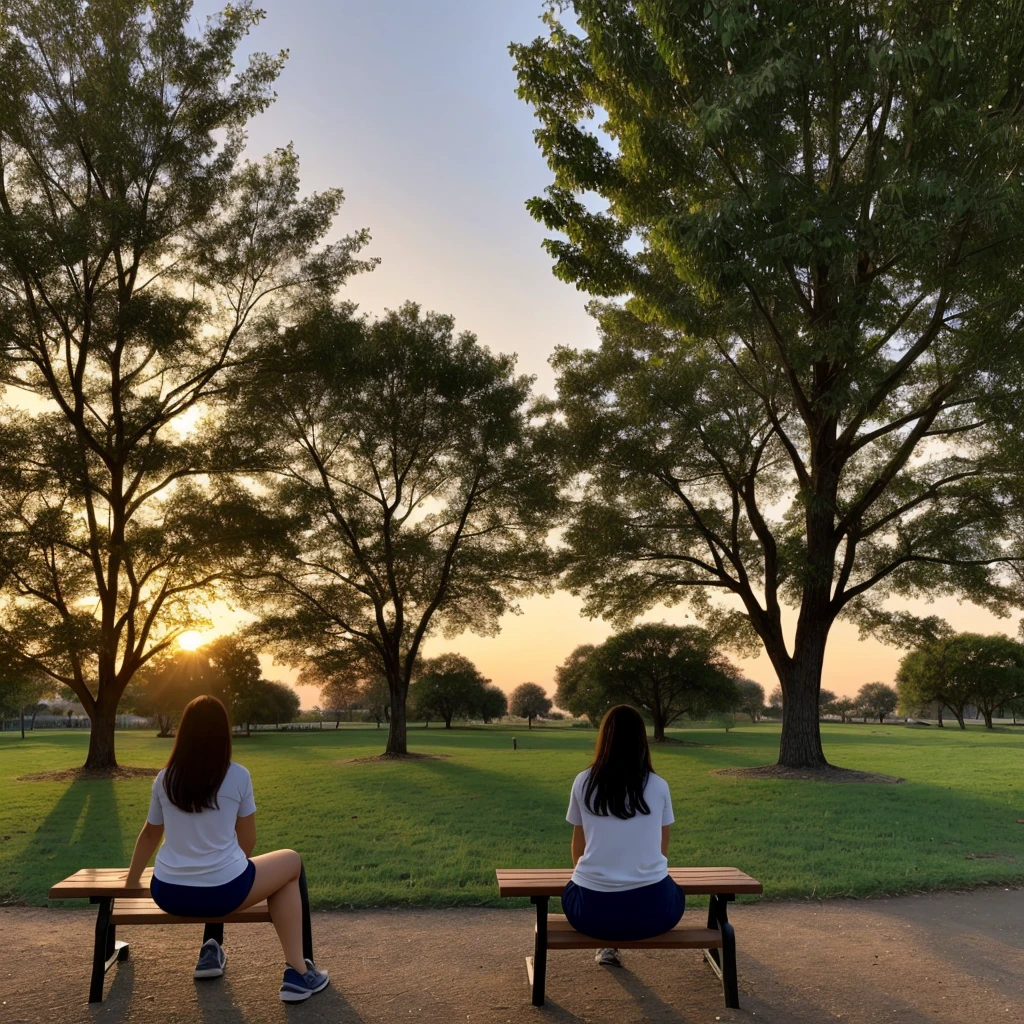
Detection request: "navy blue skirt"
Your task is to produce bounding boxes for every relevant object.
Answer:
[562,873,685,942]
[150,860,256,919]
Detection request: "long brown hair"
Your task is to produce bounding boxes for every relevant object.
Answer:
[164,695,232,813]
[584,705,653,819]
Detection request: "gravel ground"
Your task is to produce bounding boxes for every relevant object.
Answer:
[2,888,1022,1023]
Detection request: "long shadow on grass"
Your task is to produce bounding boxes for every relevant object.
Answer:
[21,777,123,904]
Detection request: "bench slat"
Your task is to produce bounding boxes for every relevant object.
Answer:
[109,898,272,926]
[496,867,762,898]
[545,914,723,950]
[49,868,153,899]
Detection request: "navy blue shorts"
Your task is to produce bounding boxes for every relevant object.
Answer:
[150,860,256,919]
[562,873,685,942]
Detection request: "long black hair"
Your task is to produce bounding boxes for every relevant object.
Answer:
[164,695,232,813]
[583,705,654,819]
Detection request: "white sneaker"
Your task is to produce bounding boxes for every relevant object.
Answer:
[595,948,621,967]
[194,938,226,979]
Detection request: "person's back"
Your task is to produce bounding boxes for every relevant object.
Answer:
[150,760,255,886]
[568,767,672,892]
[562,705,685,962]
[125,694,330,1002]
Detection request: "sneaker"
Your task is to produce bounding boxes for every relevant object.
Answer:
[595,948,621,967]
[279,959,330,1002]
[194,938,226,979]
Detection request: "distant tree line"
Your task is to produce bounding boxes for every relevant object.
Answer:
[897,632,1024,729]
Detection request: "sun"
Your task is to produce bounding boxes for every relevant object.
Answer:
[178,630,205,652]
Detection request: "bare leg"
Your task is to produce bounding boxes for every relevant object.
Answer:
[239,849,306,971]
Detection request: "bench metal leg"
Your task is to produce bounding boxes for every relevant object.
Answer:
[529,895,549,1006]
[299,863,314,963]
[89,898,128,1003]
[704,893,739,1009]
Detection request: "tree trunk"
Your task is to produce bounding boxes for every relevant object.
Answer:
[385,689,408,755]
[84,697,119,770]
[777,657,829,768]
[983,710,994,729]
[937,704,944,727]
[878,712,885,724]
[652,715,666,741]
[953,709,966,730]
[20,707,25,739]
[528,715,533,730]
[444,716,452,729]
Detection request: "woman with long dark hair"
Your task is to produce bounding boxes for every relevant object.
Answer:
[125,695,329,1002]
[563,704,684,966]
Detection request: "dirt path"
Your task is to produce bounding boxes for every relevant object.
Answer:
[2,888,1021,1023]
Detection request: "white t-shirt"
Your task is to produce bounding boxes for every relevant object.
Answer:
[567,768,674,892]
[148,761,256,887]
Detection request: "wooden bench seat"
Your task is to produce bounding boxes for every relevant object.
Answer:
[496,866,762,1009]
[49,866,312,1004]
[109,897,273,926]
[545,913,724,950]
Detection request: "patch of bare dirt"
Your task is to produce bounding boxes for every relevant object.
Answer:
[334,752,452,766]
[16,765,160,783]
[713,764,904,784]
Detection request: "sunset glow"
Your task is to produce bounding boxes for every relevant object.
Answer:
[178,630,204,652]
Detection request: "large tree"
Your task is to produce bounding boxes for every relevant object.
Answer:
[509,681,552,729]
[898,632,1024,729]
[409,653,489,730]
[591,622,738,740]
[855,681,899,724]
[0,0,368,769]
[234,302,560,756]
[554,643,607,725]
[126,646,210,737]
[513,1,1024,768]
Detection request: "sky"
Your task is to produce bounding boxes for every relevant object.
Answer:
[182,0,1015,707]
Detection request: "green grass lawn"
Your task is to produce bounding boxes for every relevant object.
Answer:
[2,721,1023,909]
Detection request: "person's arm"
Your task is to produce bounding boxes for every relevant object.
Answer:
[571,824,586,866]
[235,813,256,857]
[125,822,164,887]
[661,824,671,858]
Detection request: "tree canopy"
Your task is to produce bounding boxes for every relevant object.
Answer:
[590,623,738,740]
[897,632,1024,728]
[233,301,560,756]
[509,682,552,728]
[855,682,899,724]
[0,0,368,769]
[513,0,1024,769]
[409,653,491,729]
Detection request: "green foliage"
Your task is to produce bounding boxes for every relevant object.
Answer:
[0,0,369,768]
[409,653,491,729]
[513,0,1024,768]
[509,682,553,727]
[233,301,561,755]
[591,623,739,740]
[125,649,211,736]
[898,632,1024,729]
[553,643,607,725]
[735,679,766,722]
[478,684,508,724]
[856,682,900,724]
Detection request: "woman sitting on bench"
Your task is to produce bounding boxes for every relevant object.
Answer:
[564,704,684,967]
[125,694,330,1003]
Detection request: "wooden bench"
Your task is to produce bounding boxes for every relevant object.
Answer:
[495,867,762,1009]
[48,866,313,1003]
